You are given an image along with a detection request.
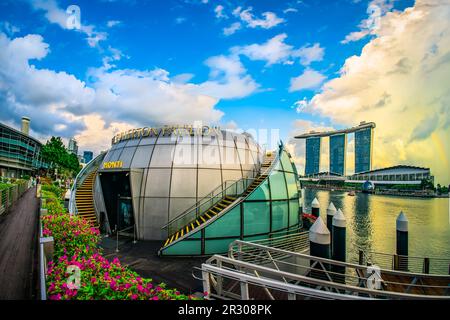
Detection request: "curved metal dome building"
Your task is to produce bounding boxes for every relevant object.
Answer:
[69,125,302,256]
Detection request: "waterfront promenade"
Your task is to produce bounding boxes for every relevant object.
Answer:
[0,187,39,299]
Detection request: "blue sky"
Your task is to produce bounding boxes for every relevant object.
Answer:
[2,0,449,183]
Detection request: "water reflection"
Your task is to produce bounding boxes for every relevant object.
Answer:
[302,188,450,263]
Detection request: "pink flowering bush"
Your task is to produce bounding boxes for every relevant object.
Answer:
[42,214,100,258]
[43,213,200,300]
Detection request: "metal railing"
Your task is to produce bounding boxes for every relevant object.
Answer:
[162,178,256,236]
[162,147,282,237]
[200,238,450,300]
[358,250,450,275]
[0,178,31,215]
[69,152,106,215]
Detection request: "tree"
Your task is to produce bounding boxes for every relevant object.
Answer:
[41,136,80,176]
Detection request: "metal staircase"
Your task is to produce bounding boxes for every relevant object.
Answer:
[159,150,279,255]
[74,170,98,226]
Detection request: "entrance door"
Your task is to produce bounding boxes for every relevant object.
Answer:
[117,196,134,232]
[99,171,134,233]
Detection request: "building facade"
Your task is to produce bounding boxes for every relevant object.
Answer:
[305,137,321,175]
[83,151,93,163]
[68,138,78,155]
[347,165,433,185]
[354,127,373,174]
[0,119,45,177]
[329,133,347,176]
[70,126,302,256]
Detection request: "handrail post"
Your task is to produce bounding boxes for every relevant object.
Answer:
[359,250,364,265]
[423,257,430,274]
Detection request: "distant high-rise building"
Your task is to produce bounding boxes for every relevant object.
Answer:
[68,138,78,155]
[83,151,93,163]
[329,133,347,176]
[305,137,321,175]
[354,127,374,173]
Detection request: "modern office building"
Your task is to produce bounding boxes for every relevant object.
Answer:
[354,127,374,173]
[329,134,347,176]
[305,137,321,175]
[69,125,302,256]
[83,151,93,163]
[295,121,376,176]
[347,165,434,186]
[68,138,78,155]
[0,117,46,177]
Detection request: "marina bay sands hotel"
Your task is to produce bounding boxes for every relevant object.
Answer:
[295,121,375,176]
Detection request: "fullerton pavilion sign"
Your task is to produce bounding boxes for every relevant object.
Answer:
[111,125,222,145]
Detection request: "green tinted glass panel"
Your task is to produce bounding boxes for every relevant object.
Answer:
[247,179,270,200]
[280,150,294,173]
[162,240,201,255]
[285,173,299,199]
[272,200,289,231]
[243,201,270,236]
[205,206,240,238]
[269,171,288,200]
[244,235,267,242]
[289,199,299,226]
[189,230,201,239]
[205,238,235,254]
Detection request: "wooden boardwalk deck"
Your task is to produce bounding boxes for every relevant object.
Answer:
[0,187,39,299]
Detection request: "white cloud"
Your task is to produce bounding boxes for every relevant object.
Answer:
[223,22,241,36]
[341,0,396,44]
[232,6,284,29]
[292,43,325,66]
[283,8,298,14]
[231,33,325,66]
[106,20,121,28]
[1,22,20,36]
[215,5,228,19]
[194,55,259,99]
[31,0,107,48]
[0,32,239,154]
[289,68,326,92]
[300,0,450,183]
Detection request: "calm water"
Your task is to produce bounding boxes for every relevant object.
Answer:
[302,188,450,263]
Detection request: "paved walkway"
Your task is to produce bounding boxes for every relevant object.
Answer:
[0,187,39,299]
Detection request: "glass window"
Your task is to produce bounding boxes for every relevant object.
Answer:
[163,240,201,255]
[118,147,137,167]
[289,199,299,227]
[269,171,288,200]
[205,206,240,238]
[131,145,154,168]
[173,143,197,168]
[243,202,270,236]
[198,144,221,169]
[221,170,243,184]
[169,197,196,220]
[220,147,240,169]
[280,151,294,173]
[247,179,270,201]
[285,172,298,199]
[145,169,171,197]
[125,138,141,147]
[139,136,158,146]
[108,149,123,162]
[170,168,197,198]
[197,169,222,198]
[205,239,235,255]
[272,200,289,231]
[149,145,175,167]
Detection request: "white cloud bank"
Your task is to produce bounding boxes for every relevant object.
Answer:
[294,0,450,183]
[0,32,261,153]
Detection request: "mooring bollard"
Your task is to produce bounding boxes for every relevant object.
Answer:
[396,211,408,271]
[326,202,337,248]
[332,208,346,283]
[311,197,320,218]
[309,217,330,279]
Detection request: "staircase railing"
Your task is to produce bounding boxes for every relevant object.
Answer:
[161,144,283,237]
[69,152,106,215]
[162,177,256,236]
